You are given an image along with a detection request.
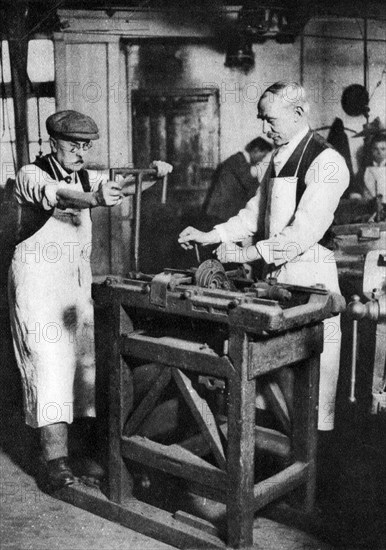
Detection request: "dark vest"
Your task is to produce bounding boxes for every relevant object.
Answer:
[15,155,91,245]
[34,155,91,192]
[271,130,335,249]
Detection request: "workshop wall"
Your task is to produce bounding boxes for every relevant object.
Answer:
[303,18,386,173]
[54,34,130,274]
[125,40,300,272]
[127,40,301,162]
[53,10,386,275]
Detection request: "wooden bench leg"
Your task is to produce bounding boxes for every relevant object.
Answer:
[292,353,320,513]
[106,302,134,504]
[226,330,256,548]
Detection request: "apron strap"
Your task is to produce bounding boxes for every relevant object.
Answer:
[294,132,314,178]
[47,155,64,181]
[273,131,335,250]
[48,155,91,192]
[267,153,277,179]
[276,130,314,179]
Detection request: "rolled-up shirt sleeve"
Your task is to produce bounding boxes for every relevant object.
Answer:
[256,149,349,266]
[15,165,62,210]
[15,166,108,210]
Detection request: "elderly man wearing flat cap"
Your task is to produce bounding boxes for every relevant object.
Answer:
[8,110,172,490]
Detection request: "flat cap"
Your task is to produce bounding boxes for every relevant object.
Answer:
[46,110,100,141]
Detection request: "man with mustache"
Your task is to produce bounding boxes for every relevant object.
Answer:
[179,81,349,434]
[8,110,172,489]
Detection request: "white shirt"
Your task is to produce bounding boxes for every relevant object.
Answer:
[215,127,350,267]
[363,159,386,201]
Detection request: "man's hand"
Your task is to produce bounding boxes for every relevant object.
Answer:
[151,160,173,177]
[178,227,221,250]
[93,181,123,207]
[119,174,136,197]
[215,243,261,264]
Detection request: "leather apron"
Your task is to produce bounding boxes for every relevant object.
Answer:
[8,160,96,428]
[266,134,341,430]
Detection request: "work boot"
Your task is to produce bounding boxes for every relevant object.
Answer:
[40,422,75,490]
[46,456,75,490]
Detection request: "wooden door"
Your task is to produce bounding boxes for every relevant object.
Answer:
[132,88,220,273]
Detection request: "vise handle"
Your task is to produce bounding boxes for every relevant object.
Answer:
[198,375,225,391]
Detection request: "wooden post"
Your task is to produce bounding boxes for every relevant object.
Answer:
[291,325,322,513]
[226,328,256,548]
[6,3,30,170]
[105,296,134,503]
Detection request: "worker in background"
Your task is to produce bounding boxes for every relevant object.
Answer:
[179,81,349,434]
[8,110,172,490]
[203,137,272,224]
[362,133,386,203]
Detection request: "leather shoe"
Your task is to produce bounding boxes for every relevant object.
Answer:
[71,457,105,488]
[46,457,75,490]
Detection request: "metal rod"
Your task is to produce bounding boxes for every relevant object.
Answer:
[349,319,358,403]
[300,33,386,44]
[134,172,143,273]
[363,15,371,126]
[110,167,167,273]
[194,243,201,264]
[112,168,158,175]
[364,16,369,94]
[299,32,304,86]
[161,174,168,204]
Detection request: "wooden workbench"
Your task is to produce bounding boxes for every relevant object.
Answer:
[79,273,344,548]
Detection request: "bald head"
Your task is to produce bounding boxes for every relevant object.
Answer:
[260,82,310,113]
[258,81,310,146]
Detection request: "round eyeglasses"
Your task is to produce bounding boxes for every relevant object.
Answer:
[59,141,93,153]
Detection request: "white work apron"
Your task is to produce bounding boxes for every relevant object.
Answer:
[8,172,96,429]
[265,141,342,430]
